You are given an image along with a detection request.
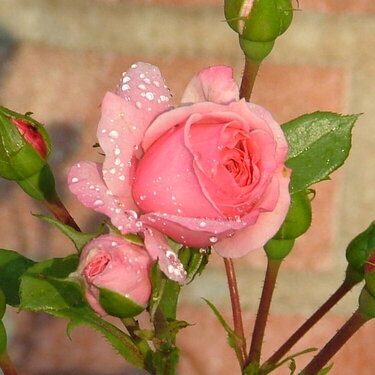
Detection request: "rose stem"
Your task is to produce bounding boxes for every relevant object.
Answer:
[239,58,261,101]
[264,278,355,367]
[223,258,247,367]
[121,318,152,358]
[0,352,18,375]
[43,192,81,231]
[246,258,282,367]
[300,310,369,375]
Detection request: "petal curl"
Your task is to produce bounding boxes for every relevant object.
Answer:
[143,228,186,284]
[141,212,248,248]
[213,168,291,258]
[181,66,239,105]
[98,62,172,209]
[68,161,139,233]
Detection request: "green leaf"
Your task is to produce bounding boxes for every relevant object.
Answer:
[34,214,104,252]
[244,361,261,375]
[283,112,358,193]
[19,256,144,368]
[288,358,296,374]
[317,363,334,374]
[202,298,244,363]
[0,289,5,319]
[0,249,35,306]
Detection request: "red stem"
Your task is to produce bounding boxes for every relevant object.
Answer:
[0,352,18,375]
[300,310,368,375]
[264,279,354,366]
[43,192,81,231]
[239,58,260,101]
[246,258,282,366]
[223,257,247,367]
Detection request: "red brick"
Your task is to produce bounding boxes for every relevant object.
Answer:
[178,306,375,375]
[301,0,375,14]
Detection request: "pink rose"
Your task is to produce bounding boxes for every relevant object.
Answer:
[69,62,290,267]
[76,234,152,316]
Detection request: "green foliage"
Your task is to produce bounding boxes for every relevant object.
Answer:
[34,214,105,252]
[0,249,35,306]
[317,363,334,374]
[202,298,244,365]
[0,290,5,319]
[19,255,144,368]
[283,112,358,193]
[0,321,6,355]
[98,287,145,318]
[178,246,210,284]
[244,361,261,375]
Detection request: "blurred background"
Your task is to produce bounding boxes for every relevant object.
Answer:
[0,0,374,374]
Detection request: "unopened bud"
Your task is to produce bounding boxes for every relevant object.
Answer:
[346,221,375,279]
[0,106,50,181]
[76,234,152,318]
[225,0,293,60]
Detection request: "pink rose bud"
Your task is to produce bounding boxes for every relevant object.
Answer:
[11,118,48,159]
[77,234,152,317]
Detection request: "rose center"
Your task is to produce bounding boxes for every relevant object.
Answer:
[84,253,111,282]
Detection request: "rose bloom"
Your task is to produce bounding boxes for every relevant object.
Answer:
[75,234,152,316]
[69,62,290,278]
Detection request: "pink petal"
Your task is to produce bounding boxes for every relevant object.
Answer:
[214,168,291,258]
[143,228,186,284]
[141,212,247,248]
[142,102,236,151]
[181,66,239,105]
[98,62,172,208]
[68,161,139,233]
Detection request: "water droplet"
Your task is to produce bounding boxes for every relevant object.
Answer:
[89,185,95,190]
[135,221,143,228]
[121,84,130,91]
[131,64,137,68]
[119,175,125,181]
[199,221,207,228]
[93,199,104,207]
[135,101,142,109]
[153,80,160,87]
[111,241,117,246]
[125,210,138,219]
[209,236,218,243]
[109,168,116,174]
[71,177,79,183]
[114,158,121,165]
[199,248,207,254]
[138,84,146,90]
[139,195,146,201]
[114,148,121,155]
[171,195,176,201]
[109,130,119,139]
[145,92,154,101]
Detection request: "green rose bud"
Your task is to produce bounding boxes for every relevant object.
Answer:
[264,238,295,260]
[273,190,312,240]
[0,106,56,201]
[225,0,293,42]
[346,221,375,278]
[358,287,375,320]
[225,0,293,61]
[178,246,210,283]
[364,252,375,299]
[0,106,50,180]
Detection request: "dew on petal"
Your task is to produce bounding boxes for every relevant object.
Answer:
[109,130,119,139]
[209,236,218,243]
[71,177,79,183]
[93,199,104,207]
[199,221,207,228]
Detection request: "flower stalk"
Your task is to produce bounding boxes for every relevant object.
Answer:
[300,310,369,375]
[224,258,247,367]
[246,258,282,367]
[0,352,18,375]
[263,277,356,367]
[239,58,260,101]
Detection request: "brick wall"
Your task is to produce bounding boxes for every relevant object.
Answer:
[0,0,374,374]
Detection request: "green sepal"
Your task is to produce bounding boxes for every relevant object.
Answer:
[358,287,375,320]
[178,246,210,283]
[34,214,105,252]
[225,0,293,42]
[0,321,6,355]
[264,239,295,260]
[239,38,275,61]
[317,364,334,375]
[365,270,375,299]
[17,164,56,201]
[274,190,312,240]
[346,221,375,276]
[283,112,358,193]
[98,287,145,318]
[0,249,35,306]
[19,255,144,368]
[244,362,261,375]
[0,290,5,320]
[0,106,51,180]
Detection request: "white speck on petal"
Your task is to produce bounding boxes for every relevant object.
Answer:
[109,130,119,139]
[93,200,104,207]
[71,177,79,183]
